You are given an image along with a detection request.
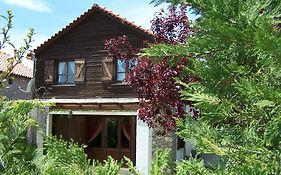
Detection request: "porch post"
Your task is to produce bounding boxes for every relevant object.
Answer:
[46,113,52,136]
[28,107,49,155]
[135,117,152,175]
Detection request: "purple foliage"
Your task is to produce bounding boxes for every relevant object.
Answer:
[104,35,137,60]
[150,5,190,44]
[104,5,197,133]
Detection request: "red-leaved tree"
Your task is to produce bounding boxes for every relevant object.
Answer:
[151,5,190,44]
[105,5,197,133]
[104,35,137,61]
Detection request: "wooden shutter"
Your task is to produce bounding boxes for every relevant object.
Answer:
[44,60,54,84]
[74,58,85,83]
[102,57,113,81]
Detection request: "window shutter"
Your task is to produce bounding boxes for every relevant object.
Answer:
[44,60,54,84]
[102,57,114,81]
[74,58,85,83]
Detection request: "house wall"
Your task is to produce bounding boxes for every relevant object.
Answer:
[35,11,151,99]
[34,8,155,174]
[0,75,32,100]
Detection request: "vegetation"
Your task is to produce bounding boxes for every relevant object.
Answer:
[0,9,176,175]
[0,10,37,174]
[1,0,281,174]
[0,10,34,89]
[35,136,125,175]
[105,6,199,133]
[0,100,44,174]
[145,0,281,174]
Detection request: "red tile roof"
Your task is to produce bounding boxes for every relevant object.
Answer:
[34,3,154,54]
[0,52,33,78]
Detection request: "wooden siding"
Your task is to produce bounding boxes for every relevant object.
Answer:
[35,11,151,99]
[52,115,87,144]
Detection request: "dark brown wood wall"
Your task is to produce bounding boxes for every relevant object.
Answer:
[35,11,151,99]
[52,115,87,144]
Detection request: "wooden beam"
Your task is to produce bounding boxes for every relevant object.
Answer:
[49,110,137,116]
[51,103,139,111]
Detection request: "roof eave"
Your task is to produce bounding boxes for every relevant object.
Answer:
[34,4,154,55]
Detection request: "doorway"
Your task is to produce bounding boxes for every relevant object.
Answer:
[52,115,136,163]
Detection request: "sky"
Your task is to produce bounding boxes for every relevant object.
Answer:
[0,0,196,67]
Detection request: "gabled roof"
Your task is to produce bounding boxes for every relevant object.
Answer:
[34,4,154,54]
[0,52,33,78]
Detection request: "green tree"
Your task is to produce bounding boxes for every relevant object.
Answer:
[145,0,281,174]
[0,10,37,174]
[0,100,45,174]
[0,10,34,89]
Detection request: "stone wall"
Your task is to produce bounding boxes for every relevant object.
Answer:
[151,126,176,159]
[151,126,176,174]
[0,75,32,100]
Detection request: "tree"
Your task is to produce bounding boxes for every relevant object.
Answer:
[0,10,37,174]
[105,5,197,133]
[151,5,190,44]
[104,35,137,61]
[130,5,196,133]
[0,100,45,174]
[0,10,34,89]
[146,0,281,174]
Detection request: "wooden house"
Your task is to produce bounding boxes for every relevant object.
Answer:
[34,4,155,174]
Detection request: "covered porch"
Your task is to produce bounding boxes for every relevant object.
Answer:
[35,98,152,175]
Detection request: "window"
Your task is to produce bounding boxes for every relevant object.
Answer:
[107,118,118,148]
[44,59,85,85]
[117,59,126,81]
[87,117,132,149]
[8,78,13,85]
[57,61,75,84]
[116,59,136,81]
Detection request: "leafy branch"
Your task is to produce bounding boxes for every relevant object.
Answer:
[0,10,13,50]
[0,10,35,88]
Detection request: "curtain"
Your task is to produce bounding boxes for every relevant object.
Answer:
[58,62,66,83]
[121,119,130,141]
[88,118,104,143]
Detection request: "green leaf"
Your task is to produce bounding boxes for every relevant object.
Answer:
[254,100,275,107]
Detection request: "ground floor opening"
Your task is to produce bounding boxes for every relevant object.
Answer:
[52,115,136,164]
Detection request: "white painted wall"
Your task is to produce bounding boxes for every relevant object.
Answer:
[136,118,152,175]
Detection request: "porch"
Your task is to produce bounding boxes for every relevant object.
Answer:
[33,98,152,175]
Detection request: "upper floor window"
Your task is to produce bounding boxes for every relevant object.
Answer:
[117,59,126,81]
[57,61,75,84]
[44,59,85,85]
[116,59,136,81]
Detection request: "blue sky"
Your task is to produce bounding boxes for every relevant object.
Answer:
[0,0,196,56]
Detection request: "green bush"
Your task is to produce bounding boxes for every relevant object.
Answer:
[34,136,90,175]
[0,100,45,174]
